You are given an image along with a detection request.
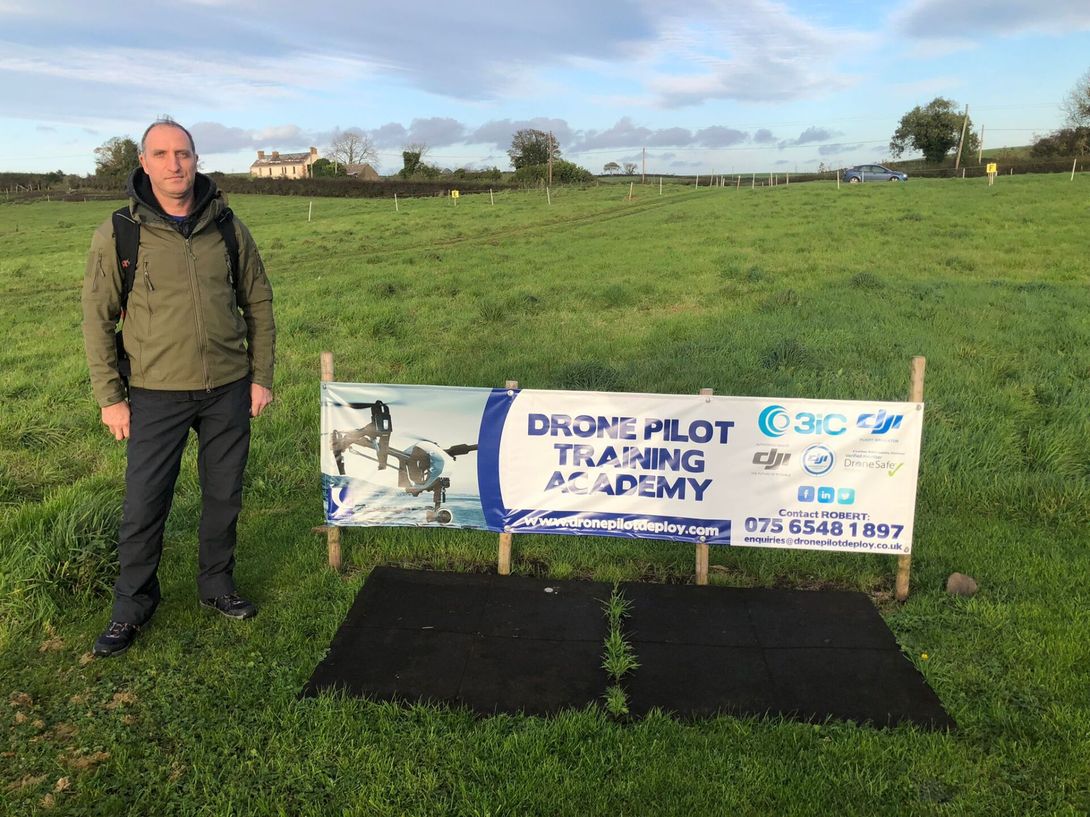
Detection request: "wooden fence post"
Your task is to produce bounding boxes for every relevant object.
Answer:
[497,379,519,575]
[695,387,714,585]
[896,356,926,601]
[321,351,342,572]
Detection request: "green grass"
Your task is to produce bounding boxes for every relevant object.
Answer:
[1,177,1089,815]
[600,587,638,717]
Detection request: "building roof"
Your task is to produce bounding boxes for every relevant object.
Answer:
[252,153,310,166]
[346,163,380,178]
[250,148,319,168]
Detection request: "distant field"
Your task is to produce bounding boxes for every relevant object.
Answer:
[1,176,1088,815]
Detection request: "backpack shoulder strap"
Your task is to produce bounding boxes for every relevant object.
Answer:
[215,207,241,287]
[111,207,139,313]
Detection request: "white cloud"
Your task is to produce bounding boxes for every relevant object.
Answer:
[635,0,869,106]
[892,0,1090,39]
[0,42,374,124]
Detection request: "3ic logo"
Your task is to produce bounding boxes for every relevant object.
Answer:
[752,448,791,470]
[757,405,790,438]
[758,405,848,437]
[801,444,835,476]
[797,486,856,505]
[857,410,904,435]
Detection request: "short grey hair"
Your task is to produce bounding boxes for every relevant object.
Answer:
[139,116,196,155]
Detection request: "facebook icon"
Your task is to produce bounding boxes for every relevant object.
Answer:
[797,486,816,502]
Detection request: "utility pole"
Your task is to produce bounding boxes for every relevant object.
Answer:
[642,147,646,184]
[954,105,969,171]
[977,126,984,163]
[547,132,553,187]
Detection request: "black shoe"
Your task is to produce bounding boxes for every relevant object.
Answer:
[200,592,257,620]
[93,621,140,657]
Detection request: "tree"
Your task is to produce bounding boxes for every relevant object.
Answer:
[399,142,430,178]
[623,162,638,175]
[1062,67,1090,127]
[1030,126,1090,158]
[310,158,344,177]
[889,98,978,164]
[507,129,561,170]
[327,129,377,169]
[602,161,620,175]
[94,136,139,179]
[513,159,592,184]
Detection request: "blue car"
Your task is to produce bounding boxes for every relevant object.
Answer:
[842,164,908,183]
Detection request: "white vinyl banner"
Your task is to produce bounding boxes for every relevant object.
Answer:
[321,383,924,555]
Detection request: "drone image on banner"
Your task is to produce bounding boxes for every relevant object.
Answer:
[328,397,479,525]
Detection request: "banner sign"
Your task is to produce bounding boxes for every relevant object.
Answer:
[321,383,924,555]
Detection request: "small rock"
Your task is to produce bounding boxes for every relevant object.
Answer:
[946,572,978,597]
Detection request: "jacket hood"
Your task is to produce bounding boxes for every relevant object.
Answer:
[126,167,222,231]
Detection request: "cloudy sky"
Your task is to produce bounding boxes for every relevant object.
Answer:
[2,0,1088,174]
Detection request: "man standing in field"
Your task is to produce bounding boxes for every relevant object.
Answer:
[81,117,275,657]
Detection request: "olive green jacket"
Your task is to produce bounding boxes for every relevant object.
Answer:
[81,171,275,407]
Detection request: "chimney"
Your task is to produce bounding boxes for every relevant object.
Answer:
[257,150,265,160]
[271,151,280,160]
[310,147,318,156]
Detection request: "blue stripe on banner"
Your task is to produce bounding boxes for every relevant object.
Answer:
[477,388,517,530]
[503,509,732,545]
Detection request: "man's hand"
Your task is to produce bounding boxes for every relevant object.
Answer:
[250,384,273,418]
[101,401,130,441]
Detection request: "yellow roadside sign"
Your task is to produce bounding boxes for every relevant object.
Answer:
[986,163,997,174]
[451,190,460,199]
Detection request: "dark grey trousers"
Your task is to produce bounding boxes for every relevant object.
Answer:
[112,378,250,624]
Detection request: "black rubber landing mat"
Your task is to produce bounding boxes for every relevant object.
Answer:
[302,567,954,729]
[301,567,611,716]
[619,582,954,728]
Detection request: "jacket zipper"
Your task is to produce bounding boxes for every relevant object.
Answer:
[185,237,212,391]
[143,261,154,314]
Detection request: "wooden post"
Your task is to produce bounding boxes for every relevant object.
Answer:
[546,187,552,206]
[394,193,399,212]
[628,181,634,200]
[308,201,313,222]
[497,379,519,575]
[659,176,662,195]
[321,351,342,572]
[954,105,969,170]
[695,174,699,188]
[695,387,714,585]
[1072,159,1078,181]
[490,188,495,205]
[896,356,926,602]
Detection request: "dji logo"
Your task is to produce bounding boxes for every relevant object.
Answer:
[857,410,904,435]
[753,448,791,470]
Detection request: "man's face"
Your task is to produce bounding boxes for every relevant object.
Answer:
[139,124,197,205]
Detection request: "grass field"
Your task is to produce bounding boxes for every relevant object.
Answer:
[1,176,1089,815]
